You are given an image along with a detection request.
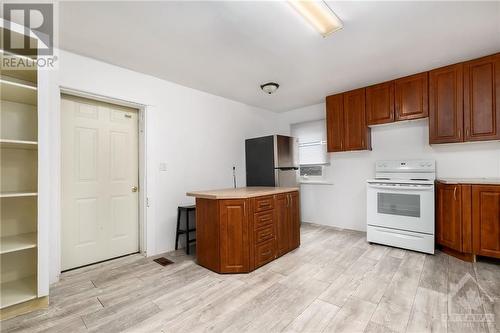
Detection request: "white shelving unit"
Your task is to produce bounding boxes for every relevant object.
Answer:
[1,25,48,320]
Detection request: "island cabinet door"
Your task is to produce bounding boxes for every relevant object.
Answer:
[275,193,291,257]
[219,199,250,273]
[289,192,300,250]
[472,185,500,259]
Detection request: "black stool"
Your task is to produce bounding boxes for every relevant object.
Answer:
[175,205,196,255]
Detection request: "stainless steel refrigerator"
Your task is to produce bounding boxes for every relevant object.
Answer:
[245,135,299,187]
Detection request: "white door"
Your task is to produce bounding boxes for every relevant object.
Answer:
[61,95,139,270]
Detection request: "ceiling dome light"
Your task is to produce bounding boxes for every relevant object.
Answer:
[260,82,280,95]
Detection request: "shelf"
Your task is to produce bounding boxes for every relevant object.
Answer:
[0,51,37,83]
[0,192,37,198]
[0,276,37,309]
[0,78,37,105]
[0,139,38,150]
[0,233,37,254]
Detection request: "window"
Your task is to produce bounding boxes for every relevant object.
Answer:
[291,120,330,182]
[300,165,323,177]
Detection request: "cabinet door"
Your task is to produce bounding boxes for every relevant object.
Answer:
[429,64,464,144]
[472,185,500,258]
[289,192,300,250]
[366,81,395,125]
[395,72,429,121]
[464,54,500,142]
[275,193,290,257]
[326,94,344,152]
[219,199,249,273]
[436,183,463,251]
[343,88,371,150]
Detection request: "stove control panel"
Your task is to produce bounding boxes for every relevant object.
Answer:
[376,160,435,173]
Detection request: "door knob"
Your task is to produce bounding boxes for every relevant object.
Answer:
[132,186,138,192]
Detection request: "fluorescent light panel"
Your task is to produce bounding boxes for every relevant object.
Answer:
[289,0,343,37]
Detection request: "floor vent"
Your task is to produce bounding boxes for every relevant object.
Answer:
[153,257,174,266]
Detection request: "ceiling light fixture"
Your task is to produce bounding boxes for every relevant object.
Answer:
[288,0,343,37]
[260,82,280,95]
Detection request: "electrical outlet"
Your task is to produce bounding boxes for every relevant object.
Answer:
[159,163,167,171]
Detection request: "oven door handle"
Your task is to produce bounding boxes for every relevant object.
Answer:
[367,184,434,191]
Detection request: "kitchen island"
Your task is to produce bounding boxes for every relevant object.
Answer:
[187,187,300,273]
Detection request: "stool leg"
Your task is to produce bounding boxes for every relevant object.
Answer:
[186,210,190,255]
[175,207,181,250]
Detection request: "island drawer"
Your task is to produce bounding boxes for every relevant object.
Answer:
[255,239,276,268]
[255,224,274,244]
[253,195,274,212]
[253,210,274,230]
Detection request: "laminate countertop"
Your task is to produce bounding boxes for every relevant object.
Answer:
[437,178,500,185]
[186,187,299,199]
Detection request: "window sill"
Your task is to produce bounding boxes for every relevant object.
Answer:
[299,181,334,185]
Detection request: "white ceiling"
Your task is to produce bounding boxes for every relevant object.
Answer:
[59,1,500,112]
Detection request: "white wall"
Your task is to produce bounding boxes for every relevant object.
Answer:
[278,103,500,231]
[48,50,279,283]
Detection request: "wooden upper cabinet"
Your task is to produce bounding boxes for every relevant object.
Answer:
[395,72,429,121]
[464,54,500,142]
[326,94,344,152]
[219,199,249,273]
[366,81,395,125]
[429,63,464,144]
[472,185,500,259]
[436,182,463,252]
[343,88,371,150]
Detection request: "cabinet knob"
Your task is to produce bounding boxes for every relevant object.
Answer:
[132,186,138,192]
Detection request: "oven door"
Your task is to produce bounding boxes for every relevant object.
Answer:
[367,182,434,234]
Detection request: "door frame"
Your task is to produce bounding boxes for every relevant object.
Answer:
[59,86,149,268]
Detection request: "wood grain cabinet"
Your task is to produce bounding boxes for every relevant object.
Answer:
[429,64,464,144]
[436,181,499,261]
[344,88,371,150]
[195,190,300,273]
[395,72,429,121]
[326,94,344,152]
[436,183,472,256]
[326,90,371,152]
[436,183,463,252]
[429,53,500,144]
[366,81,395,125]
[464,54,500,142]
[219,200,250,273]
[275,192,300,257]
[472,185,500,259]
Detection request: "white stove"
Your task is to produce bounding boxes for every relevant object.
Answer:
[366,160,435,254]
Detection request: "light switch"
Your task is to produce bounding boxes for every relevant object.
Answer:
[159,163,167,171]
